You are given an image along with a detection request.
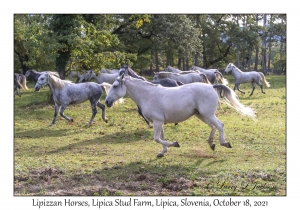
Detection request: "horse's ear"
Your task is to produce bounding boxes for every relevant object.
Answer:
[121,72,125,79]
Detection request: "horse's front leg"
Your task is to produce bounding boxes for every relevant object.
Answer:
[59,104,73,122]
[153,122,180,158]
[96,102,108,123]
[50,103,61,126]
[249,82,256,96]
[207,124,217,151]
[236,83,245,94]
[138,106,152,128]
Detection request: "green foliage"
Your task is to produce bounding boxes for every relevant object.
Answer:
[14,14,286,74]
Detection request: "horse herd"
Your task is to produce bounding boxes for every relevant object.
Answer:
[14,63,270,157]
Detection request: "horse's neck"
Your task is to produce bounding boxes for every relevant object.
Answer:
[125,79,154,106]
[232,67,243,77]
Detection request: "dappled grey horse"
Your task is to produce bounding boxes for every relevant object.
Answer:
[105,74,256,157]
[34,72,108,126]
[224,63,270,96]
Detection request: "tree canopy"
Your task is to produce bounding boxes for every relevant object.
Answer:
[14,14,286,77]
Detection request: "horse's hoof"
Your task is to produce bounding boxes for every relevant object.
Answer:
[157,153,164,158]
[104,119,108,123]
[221,142,232,148]
[70,118,74,122]
[148,124,153,128]
[173,141,180,147]
[210,144,215,151]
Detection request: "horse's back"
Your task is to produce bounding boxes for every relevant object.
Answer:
[145,83,218,123]
[58,82,103,104]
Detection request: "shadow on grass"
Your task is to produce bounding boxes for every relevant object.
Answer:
[14,128,71,139]
[45,129,153,155]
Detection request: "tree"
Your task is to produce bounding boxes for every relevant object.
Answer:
[14,14,57,73]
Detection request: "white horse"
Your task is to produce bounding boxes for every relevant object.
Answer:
[190,66,229,85]
[90,71,119,84]
[101,69,120,74]
[165,66,197,74]
[68,70,93,83]
[105,74,256,157]
[153,71,210,84]
[224,63,270,96]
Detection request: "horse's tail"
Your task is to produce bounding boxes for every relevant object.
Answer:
[19,74,28,90]
[258,72,270,87]
[213,84,257,121]
[200,73,211,85]
[100,82,124,105]
[15,77,24,90]
[215,71,229,85]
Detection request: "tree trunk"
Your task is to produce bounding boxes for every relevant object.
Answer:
[279,35,283,71]
[177,49,182,69]
[261,14,267,75]
[155,49,159,72]
[185,56,189,70]
[194,52,199,66]
[14,51,30,74]
[56,46,70,80]
[248,48,251,71]
[267,14,273,71]
[254,14,259,71]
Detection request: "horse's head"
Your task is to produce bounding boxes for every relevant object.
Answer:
[24,70,31,78]
[34,73,48,91]
[105,74,127,107]
[118,65,129,76]
[85,70,95,80]
[224,63,234,74]
[153,72,160,81]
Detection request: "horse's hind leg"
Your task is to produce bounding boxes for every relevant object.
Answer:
[96,101,108,123]
[153,122,179,158]
[195,113,231,150]
[249,82,256,96]
[258,82,265,94]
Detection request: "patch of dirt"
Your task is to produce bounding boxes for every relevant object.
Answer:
[14,168,196,196]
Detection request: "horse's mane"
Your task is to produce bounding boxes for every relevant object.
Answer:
[228,63,243,73]
[48,72,73,89]
[121,66,147,81]
[125,75,159,87]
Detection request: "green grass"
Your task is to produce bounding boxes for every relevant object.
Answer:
[14,75,286,196]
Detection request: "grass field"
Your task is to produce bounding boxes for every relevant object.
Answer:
[14,75,286,196]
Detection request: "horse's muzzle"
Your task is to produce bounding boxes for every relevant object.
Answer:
[105,99,113,107]
[34,86,40,92]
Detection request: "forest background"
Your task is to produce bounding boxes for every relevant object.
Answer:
[14,14,286,78]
